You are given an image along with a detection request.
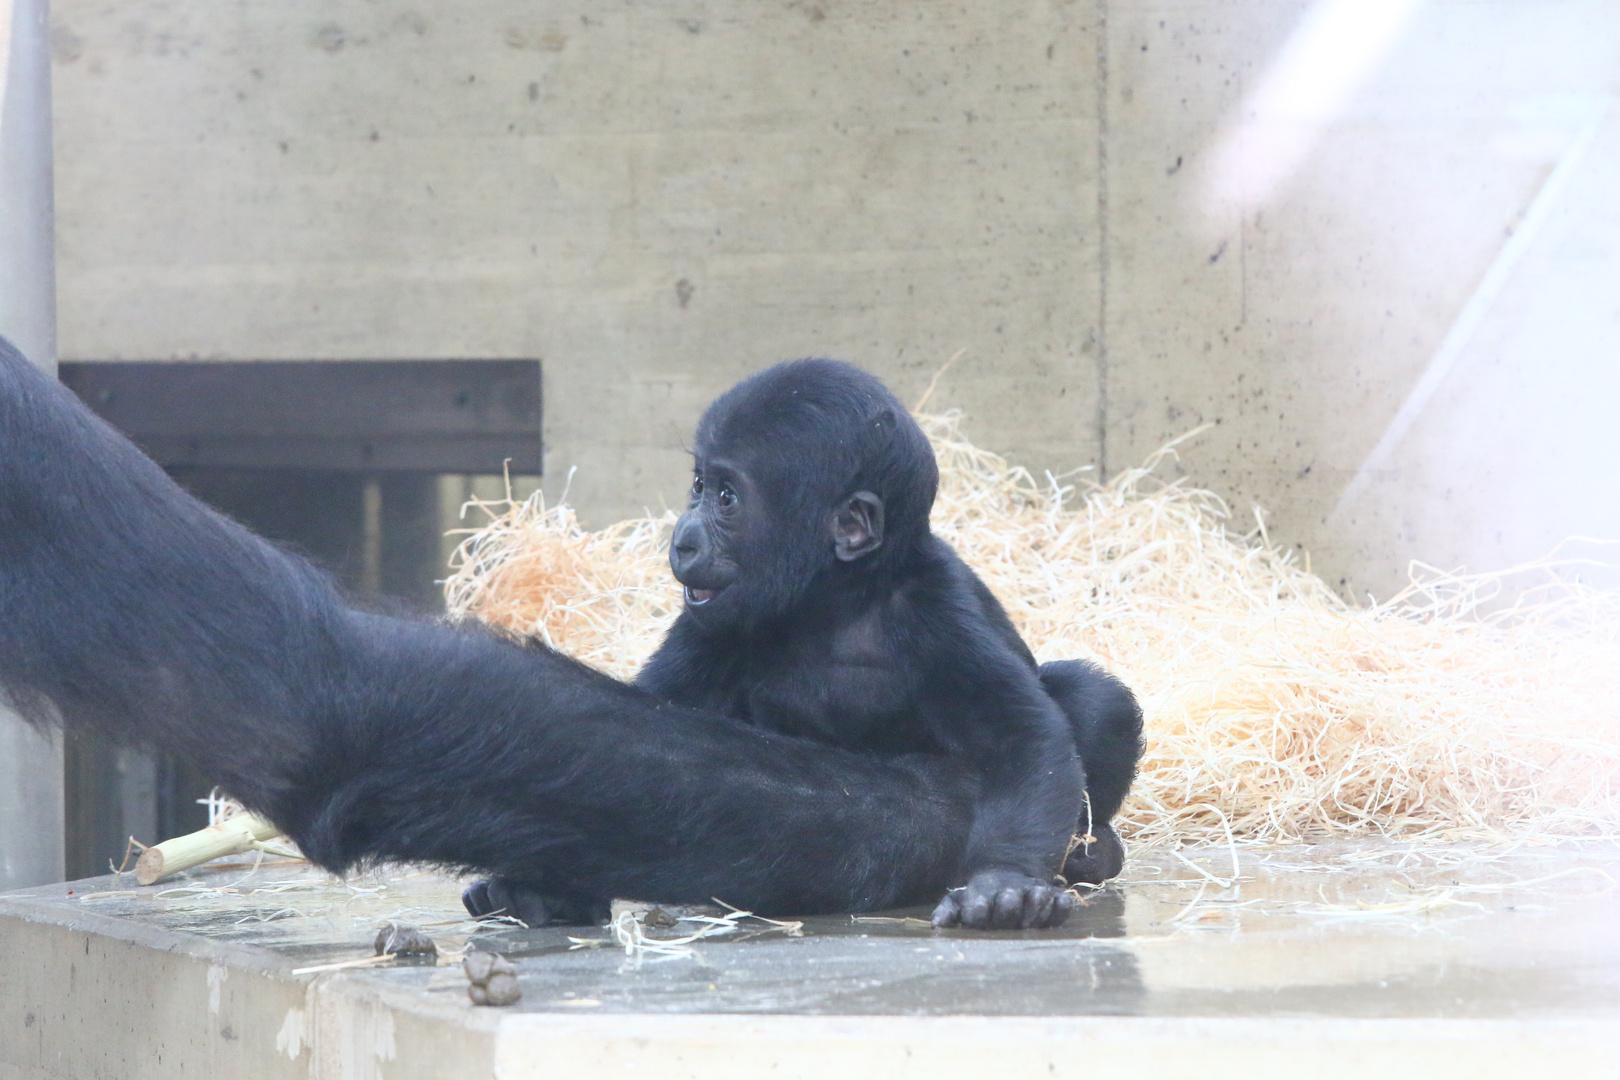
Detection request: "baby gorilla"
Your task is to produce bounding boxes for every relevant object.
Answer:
[468,360,1142,930]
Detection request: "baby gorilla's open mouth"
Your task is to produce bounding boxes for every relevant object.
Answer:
[684,586,718,606]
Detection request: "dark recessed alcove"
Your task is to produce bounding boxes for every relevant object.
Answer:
[58,359,541,878]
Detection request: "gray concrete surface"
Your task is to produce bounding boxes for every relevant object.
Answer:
[0,718,62,891]
[0,0,55,369]
[0,0,62,892]
[47,0,1106,526]
[2,842,1616,1077]
[46,0,1620,602]
[1100,1,1620,600]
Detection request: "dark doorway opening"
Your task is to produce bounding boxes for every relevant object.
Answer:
[59,359,541,879]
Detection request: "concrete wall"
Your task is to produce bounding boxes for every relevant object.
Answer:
[49,0,1620,599]
[49,1,1106,516]
[1101,1,1620,599]
[1,0,63,891]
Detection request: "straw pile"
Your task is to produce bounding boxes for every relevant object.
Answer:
[444,413,1620,848]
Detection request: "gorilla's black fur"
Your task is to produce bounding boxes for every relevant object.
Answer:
[0,342,1139,928]
[471,360,1144,928]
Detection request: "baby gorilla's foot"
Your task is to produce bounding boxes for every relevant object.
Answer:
[1061,823,1126,886]
[931,870,1075,930]
[461,878,566,927]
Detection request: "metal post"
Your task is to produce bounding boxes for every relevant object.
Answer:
[0,0,63,890]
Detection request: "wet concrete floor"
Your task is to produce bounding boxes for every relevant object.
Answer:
[12,839,1619,1020]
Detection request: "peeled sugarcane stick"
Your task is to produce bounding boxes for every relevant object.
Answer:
[134,813,284,885]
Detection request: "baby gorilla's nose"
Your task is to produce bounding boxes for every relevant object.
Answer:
[669,514,708,577]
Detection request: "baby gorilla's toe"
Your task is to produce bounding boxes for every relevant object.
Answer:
[1062,824,1126,885]
[461,880,496,917]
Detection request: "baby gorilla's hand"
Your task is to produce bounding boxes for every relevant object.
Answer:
[931,870,1075,930]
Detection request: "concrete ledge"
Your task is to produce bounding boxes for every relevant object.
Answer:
[493,1014,1619,1080]
[5,844,1617,1079]
[0,898,498,1080]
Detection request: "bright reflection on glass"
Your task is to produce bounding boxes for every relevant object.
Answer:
[1201,0,1426,214]
[1328,109,1608,525]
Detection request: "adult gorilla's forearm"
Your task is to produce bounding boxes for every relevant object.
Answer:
[293,614,974,912]
[0,338,969,913]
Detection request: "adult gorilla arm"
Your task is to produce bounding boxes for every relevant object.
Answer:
[0,338,970,916]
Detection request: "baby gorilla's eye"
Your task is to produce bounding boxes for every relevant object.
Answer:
[717,483,738,509]
[689,476,704,506]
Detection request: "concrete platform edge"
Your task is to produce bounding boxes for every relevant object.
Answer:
[491,1013,1620,1080]
[0,898,500,1080]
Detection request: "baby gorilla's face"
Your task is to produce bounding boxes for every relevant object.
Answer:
[669,357,930,636]
[669,457,751,622]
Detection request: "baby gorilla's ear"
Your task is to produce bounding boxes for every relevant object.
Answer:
[832,491,885,561]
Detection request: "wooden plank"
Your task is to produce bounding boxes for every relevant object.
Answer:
[60,360,542,473]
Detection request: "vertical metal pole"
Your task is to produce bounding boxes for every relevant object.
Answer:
[0,0,63,890]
